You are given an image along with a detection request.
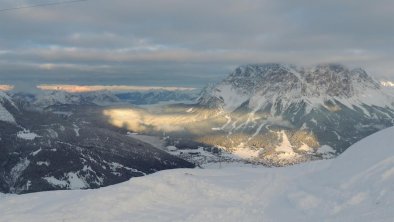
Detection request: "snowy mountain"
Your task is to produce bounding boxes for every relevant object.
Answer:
[1,126,393,221]
[199,63,391,111]
[26,90,122,108]
[115,90,198,105]
[13,89,198,109]
[0,94,194,194]
[112,64,394,166]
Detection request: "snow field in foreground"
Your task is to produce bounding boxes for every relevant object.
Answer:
[1,126,394,222]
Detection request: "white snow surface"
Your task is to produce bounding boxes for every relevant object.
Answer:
[214,84,250,112]
[232,147,262,159]
[44,173,89,190]
[317,145,336,154]
[73,124,80,136]
[17,130,40,140]
[1,126,394,221]
[275,130,294,153]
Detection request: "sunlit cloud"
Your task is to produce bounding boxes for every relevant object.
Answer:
[37,84,197,92]
[103,107,219,133]
[0,85,15,91]
[39,63,56,70]
[103,108,186,132]
[381,81,394,87]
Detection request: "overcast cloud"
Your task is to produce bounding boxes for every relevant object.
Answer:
[0,0,393,90]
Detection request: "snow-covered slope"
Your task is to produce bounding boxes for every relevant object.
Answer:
[1,126,393,222]
[0,94,194,194]
[0,92,16,124]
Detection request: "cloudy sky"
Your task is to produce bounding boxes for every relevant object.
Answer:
[0,0,393,91]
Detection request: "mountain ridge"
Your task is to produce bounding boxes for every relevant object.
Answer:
[199,63,392,112]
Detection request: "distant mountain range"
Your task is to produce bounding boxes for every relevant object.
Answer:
[116,90,198,105]
[12,89,199,109]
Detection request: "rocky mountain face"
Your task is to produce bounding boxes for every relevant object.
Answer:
[0,93,194,194]
[195,64,394,165]
[199,64,384,110]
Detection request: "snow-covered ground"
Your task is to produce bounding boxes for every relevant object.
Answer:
[0,92,16,124]
[1,126,393,222]
[16,130,41,140]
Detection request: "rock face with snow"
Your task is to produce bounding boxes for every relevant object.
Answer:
[0,94,194,194]
[199,64,389,110]
[194,64,394,164]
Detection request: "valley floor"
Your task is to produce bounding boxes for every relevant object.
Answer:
[1,127,394,222]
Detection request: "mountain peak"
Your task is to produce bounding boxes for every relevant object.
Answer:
[313,63,348,72]
[199,63,392,111]
[232,63,293,77]
[195,63,394,165]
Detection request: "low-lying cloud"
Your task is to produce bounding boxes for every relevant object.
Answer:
[103,108,194,133]
[0,85,15,91]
